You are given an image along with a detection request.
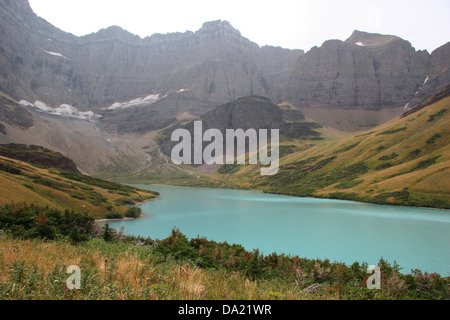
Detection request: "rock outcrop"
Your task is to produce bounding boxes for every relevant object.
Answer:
[0,143,80,173]
[159,96,321,160]
[285,30,449,110]
[0,0,302,112]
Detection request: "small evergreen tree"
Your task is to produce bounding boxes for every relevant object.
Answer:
[102,223,115,242]
[69,226,82,243]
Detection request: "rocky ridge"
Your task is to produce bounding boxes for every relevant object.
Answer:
[285,30,449,110]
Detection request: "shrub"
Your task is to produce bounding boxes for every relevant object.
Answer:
[0,163,21,175]
[379,153,399,161]
[0,203,93,241]
[426,134,441,145]
[375,162,394,170]
[105,212,123,219]
[124,207,142,219]
[427,108,447,122]
[376,127,407,135]
[408,149,421,157]
[102,223,115,242]
[412,156,440,171]
[114,197,135,206]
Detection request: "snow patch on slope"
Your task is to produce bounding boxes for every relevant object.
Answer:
[20,100,101,120]
[105,94,161,110]
[43,50,67,59]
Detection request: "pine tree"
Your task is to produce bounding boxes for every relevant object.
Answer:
[102,223,115,242]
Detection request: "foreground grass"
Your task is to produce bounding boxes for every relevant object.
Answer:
[0,231,448,300]
[0,234,328,300]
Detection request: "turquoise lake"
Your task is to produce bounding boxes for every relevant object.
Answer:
[107,184,450,276]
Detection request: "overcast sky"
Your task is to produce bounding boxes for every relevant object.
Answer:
[28,0,450,53]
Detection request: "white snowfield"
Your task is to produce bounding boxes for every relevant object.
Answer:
[43,50,67,59]
[105,94,161,110]
[19,100,101,120]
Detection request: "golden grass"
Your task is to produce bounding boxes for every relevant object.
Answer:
[0,155,157,218]
[0,235,326,300]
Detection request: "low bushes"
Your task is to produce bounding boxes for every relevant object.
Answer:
[0,203,93,242]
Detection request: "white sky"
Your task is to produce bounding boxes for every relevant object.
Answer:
[28,0,450,53]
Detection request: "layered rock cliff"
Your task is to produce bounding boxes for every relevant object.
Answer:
[0,0,302,112]
[285,30,449,110]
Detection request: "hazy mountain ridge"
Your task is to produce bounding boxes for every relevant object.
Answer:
[0,0,302,113]
[1,0,448,117]
[285,30,449,110]
[0,0,448,181]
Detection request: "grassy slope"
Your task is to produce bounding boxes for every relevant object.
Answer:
[221,96,450,209]
[1,233,447,300]
[0,234,330,300]
[0,156,158,218]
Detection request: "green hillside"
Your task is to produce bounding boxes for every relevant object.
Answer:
[0,151,158,218]
[220,88,450,209]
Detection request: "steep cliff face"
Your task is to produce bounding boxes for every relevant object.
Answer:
[158,96,281,158]
[0,1,302,112]
[158,96,322,161]
[0,95,34,132]
[285,30,448,110]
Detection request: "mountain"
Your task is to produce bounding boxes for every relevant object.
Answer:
[218,85,450,209]
[0,0,448,180]
[285,30,448,110]
[0,0,302,115]
[158,95,322,160]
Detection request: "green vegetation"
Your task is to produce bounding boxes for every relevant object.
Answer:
[0,162,21,175]
[281,122,322,139]
[411,156,440,171]
[376,127,407,135]
[379,153,399,161]
[105,212,124,220]
[0,154,158,219]
[426,134,442,145]
[215,94,450,209]
[334,142,360,154]
[262,161,370,197]
[408,149,422,157]
[58,171,142,194]
[0,205,448,300]
[125,207,142,218]
[428,108,447,122]
[335,179,364,189]
[0,203,93,242]
[218,164,243,175]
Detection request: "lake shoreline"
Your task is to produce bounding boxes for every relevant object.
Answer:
[130,182,450,212]
[107,183,450,276]
[95,195,159,223]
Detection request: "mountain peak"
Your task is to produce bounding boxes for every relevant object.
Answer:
[83,25,141,42]
[345,30,401,47]
[1,0,34,18]
[197,20,242,37]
